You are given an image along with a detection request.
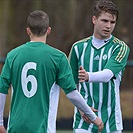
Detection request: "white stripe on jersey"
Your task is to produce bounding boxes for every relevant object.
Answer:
[89,47,94,107]
[108,46,113,59]
[7,86,13,132]
[81,42,87,66]
[98,48,105,120]
[114,72,123,130]
[106,46,113,132]
[87,47,95,130]
[74,46,79,60]
[106,81,111,132]
[78,42,88,128]
[47,83,60,133]
[73,107,78,128]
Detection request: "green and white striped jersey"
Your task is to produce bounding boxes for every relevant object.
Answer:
[0,42,76,133]
[69,36,130,133]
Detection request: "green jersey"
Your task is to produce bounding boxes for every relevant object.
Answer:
[69,36,130,133]
[0,42,76,133]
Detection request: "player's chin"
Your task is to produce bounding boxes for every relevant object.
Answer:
[101,33,110,38]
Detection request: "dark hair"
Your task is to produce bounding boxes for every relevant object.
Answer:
[93,0,119,20]
[27,10,49,36]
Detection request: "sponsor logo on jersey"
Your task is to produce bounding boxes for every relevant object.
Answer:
[94,54,107,60]
[94,55,100,60]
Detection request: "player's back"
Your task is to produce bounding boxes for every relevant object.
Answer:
[6,42,63,133]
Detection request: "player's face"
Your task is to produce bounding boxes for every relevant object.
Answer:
[92,12,117,40]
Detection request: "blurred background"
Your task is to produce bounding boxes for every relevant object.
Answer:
[0,0,133,131]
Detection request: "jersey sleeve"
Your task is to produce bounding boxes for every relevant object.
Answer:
[0,57,11,94]
[68,45,79,84]
[56,54,76,94]
[104,43,130,77]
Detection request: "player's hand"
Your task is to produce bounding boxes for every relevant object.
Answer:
[0,126,6,133]
[93,117,104,132]
[98,122,104,132]
[79,110,91,123]
[79,107,98,124]
[78,66,89,82]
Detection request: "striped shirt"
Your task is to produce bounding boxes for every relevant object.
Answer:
[69,36,130,132]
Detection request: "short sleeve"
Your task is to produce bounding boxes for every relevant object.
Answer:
[104,43,130,77]
[56,54,76,94]
[0,58,11,94]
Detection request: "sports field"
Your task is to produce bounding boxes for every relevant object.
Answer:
[57,130,133,133]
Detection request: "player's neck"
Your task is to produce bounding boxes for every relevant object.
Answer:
[30,35,47,43]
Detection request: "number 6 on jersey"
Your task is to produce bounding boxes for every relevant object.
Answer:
[21,62,37,98]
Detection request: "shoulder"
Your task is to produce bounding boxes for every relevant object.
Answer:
[7,43,26,58]
[111,36,130,62]
[112,36,130,51]
[72,36,92,48]
[46,45,68,62]
[48,45,66,56]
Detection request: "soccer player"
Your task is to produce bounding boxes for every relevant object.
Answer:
[0,10,103,133]
[69,0,130,133]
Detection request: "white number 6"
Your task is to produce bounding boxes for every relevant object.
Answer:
[21,62,37,98]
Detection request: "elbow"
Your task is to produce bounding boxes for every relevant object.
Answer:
[102,77,112,83]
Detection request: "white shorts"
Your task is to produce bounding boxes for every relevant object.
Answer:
[74,128,122,133]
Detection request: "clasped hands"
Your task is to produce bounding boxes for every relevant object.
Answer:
[79,108,104,132]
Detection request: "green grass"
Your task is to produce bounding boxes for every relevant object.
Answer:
[57,132,132,133]
[56,130,133,133]
[57,131,72,133]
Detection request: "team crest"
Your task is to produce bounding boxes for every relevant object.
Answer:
[102,54,107,60]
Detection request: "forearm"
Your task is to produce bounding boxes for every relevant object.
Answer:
[88,69,113,82]
[66,90,97,121]
[0,93,6,126]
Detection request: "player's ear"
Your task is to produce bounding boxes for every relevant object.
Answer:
[26,27,32,36]
[92,15,96,24]
[46,27,51,36]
